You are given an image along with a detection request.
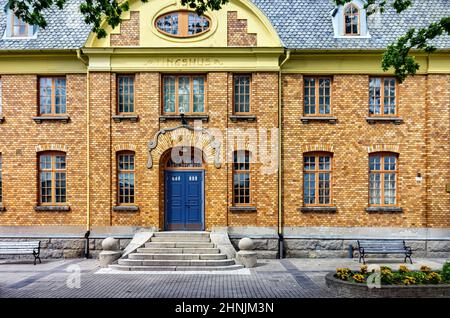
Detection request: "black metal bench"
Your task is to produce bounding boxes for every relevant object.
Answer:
[357,240,413,264]
[0,241,41,265]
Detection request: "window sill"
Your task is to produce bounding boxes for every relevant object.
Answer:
[229,206,257,213]
[112,115,139,123]
[0,115,4,124]
[366,117,404,125]
[159,115,209,122]
[365,206,403,213]
[113,205,140,212]
[33,116,70,124]
[34,205,70,212]
[229,115,257,123]
[301,116,337,124]
[299,206,337,213]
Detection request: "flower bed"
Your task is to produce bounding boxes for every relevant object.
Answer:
[325,263,450,298]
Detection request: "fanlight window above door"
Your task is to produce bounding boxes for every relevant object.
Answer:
[155,11,211,37]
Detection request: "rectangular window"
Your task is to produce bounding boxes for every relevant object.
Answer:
[117,75,135,114]
[369,153,398,206]
[162,75,206,115]
[369,77,397,116]
[304,77,331,115]
[303,153,332,206]
[233,151,251,205]
[118,153,135,204]
[39,77,67,115]
[233,74,251,114]
[12,14,28,37]
[39,153,66,205]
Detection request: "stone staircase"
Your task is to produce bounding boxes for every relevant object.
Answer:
[109,231,244,271]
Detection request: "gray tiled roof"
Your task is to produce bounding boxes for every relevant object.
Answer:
[0,0,449,51]
[252,0,450,49]
[0,0,91,50]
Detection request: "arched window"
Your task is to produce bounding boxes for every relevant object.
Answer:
[155,11,211,38]
[117,152,135,205]
[38,152,66,205]
[344,4,359,35]
[369,153,398,206]
[303,152,333,206]
[233,151,251,205]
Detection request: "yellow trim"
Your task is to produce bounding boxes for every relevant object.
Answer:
[0,53,87,74]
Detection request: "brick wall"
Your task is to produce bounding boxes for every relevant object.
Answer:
[281,74,448,228]
[227,12,257,47]
[110,11,140,47]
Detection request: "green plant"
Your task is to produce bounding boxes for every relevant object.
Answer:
[442,262,450,282]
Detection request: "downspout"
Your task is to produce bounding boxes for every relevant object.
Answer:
[278,50,291,259]
[77,49,91,258]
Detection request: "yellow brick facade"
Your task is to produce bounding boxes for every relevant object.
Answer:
[0,0,448,233]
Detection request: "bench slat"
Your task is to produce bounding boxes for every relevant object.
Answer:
[0,250,36,254]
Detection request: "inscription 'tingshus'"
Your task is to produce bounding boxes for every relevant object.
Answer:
[145,57,223,67]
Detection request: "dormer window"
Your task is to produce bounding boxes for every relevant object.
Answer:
[344,4,359,35]
[11,14,29,37]
[3,9,37,39]
[331,0,370,38]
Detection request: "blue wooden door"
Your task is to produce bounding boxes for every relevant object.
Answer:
[165,171,204,231]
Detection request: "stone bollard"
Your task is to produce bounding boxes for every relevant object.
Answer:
[236,237,257,268]
[99,237,121,268]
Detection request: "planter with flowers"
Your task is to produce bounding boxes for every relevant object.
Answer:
[326,262,450,298]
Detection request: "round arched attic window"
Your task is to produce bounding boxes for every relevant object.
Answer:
[155,11,211,38]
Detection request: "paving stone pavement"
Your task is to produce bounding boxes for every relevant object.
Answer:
[0,258,447,298]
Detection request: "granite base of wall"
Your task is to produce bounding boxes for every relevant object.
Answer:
[230,237,450,259]
[283,239,450,259]
[0,238,131,260]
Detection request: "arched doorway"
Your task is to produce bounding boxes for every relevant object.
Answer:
[162,147,205,231]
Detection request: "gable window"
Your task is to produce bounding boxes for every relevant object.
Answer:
[156,11,211,38]
[39,152,66,205]
[117,152,135,205]
[303,152,332,206]
[344,4,359,35]
[162,75,206,115]
[304,77,332,115]
[369,77,397,116]
[117,75,135,114]
[233,151,251,206]
[233,74,251,114]
[369,153,398,206]
[39,77,67,115]
[3,9,36,39]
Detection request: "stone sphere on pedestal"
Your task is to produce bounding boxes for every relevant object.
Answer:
[238,237,254,251]
[102,237,119,251]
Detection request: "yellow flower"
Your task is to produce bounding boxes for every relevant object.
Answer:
[420,265,432,273]
[403,276,416,285]
[426,272,443,284]
[360,265,368,274]
[399,265,410,273]
[336,268,351,281]
[352,274,366,283]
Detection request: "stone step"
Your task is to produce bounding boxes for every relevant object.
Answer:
[128,253,227,260]
[137,247,220,254]
[109,264,245,272]
[150,236,211,243]
[153,231,210,238]
[145,242,215,248]
[118,259,235,267]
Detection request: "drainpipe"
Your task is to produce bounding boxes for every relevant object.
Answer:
[278,50,291,259]
[77,49,91,258]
